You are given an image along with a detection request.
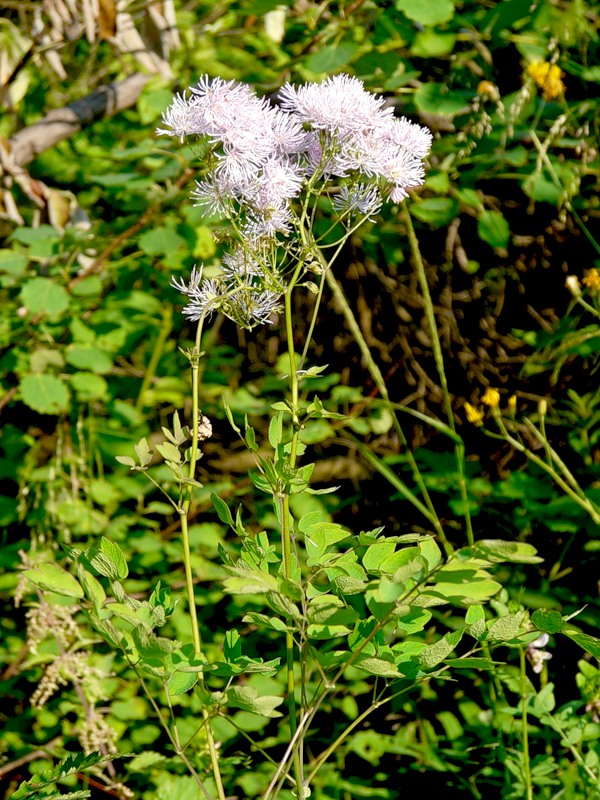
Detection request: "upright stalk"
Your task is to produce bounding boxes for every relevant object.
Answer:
[402,206,474,546]
[519,647,534,800]
[177,323,226,800]
[323,264,452,556]
[281,282,305,796]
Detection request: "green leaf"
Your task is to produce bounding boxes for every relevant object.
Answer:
[418,538,442,571]
[0,248,28,281]
[477,210,511,249]
[352,655,401,678]
[20,374,70,415]
[411,30,456,57]
[88,537,129,580]
[155,441,182,464]
[211,493,235,527]
[268,411,284,448]
[522,175,562,204]
[127,751,167,773]
[224,567,278,595]
[362,540,397,574]
[168,671,198,695]
[413,83,468,117]
[395,607,432,635]
[70,372,108,401]
[418,628,464,669]
[24,562,84,599]
[227,685,284,717]
[471,540,542,564]
[410,197,459,227]
[242,612,289,632]
[531,609,565,634]
[77,566,106,610]
[466,604,486,640]
[396,0,454,25]
[305,41,360,73]
[487,611,527,642]
[134,438,153,467]
[20,276,70,320]
[427,578,502,603]
[139,223,187,256]
[301,512,349,563]
[444,657,498,670]
[563,630,600,659]
[65,345,113,374]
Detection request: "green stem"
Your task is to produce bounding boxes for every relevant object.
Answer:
[136,670,212,800]
[494,413,600,524]
[281,285,305,795]
[402,206,474,546]
[136,306,173,410]
[323,265,452,556]
[519,647,534,800]
[175,322,226,800]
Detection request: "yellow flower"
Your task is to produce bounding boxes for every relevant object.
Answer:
[464,402,484,425]
[481,388,500,408]
[508,395,517,415]
[583,269,600,294]
[526,61,565,101]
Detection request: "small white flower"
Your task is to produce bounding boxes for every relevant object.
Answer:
[527,633,553,674]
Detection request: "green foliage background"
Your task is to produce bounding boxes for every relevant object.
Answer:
[1,1,600,798]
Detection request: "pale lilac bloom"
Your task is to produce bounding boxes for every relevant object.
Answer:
[235,288,283,326]
[244,205,294,240]
[252,157,304,210]
[171,264,203,295]
[278,74,392,137]
[190,177,232,216]
[267,108,310,156]
[387,116,433,159]
[333,183,382,219]
[156,92,202,141]
[221,247,264,279]
[171,268,224,321]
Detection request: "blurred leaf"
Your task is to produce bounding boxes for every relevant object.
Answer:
[20,277,70,320]
[396,0,454,25]
[414,83,468,116]
[65,345,113,374]
[20,374,70,414]
[411,31,456,57]
[305,42,360,73]
[477,210,510,248]
[411,197,459,227]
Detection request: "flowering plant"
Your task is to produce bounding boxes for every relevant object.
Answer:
[20,74,558,800]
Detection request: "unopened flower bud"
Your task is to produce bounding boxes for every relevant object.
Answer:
[565,275,581,297]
